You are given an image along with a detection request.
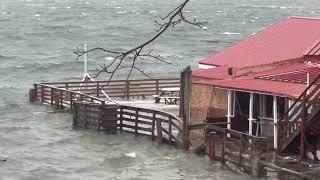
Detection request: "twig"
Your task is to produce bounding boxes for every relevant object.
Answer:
[74,0,205,84]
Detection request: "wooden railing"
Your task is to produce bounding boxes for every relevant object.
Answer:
[207,125,268,174]
[40,78,180,99]
[72,102,184,146]
[278,74,320,152]
[119,105,183,145]
[32,83,106,109]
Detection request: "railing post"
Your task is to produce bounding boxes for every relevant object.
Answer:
[70,93,73,109]
[50,88,54,105]
[73,102,78,126]
[126,80,130,100]
[135,108,138,136]
[152,113,156,140]
[238,134,244,165]
[168,116,172,144]
[34,84,38,101]
[284,98,289,138]
[54,90,60,110]
[156,117,163,143]
[155,80,159,95]
[41,85,44,103]
[66,83,69,90]
[119,106,123,131]
[84,104,88,128]
[300,93,307,160]
[221,134,226,163]
[208,132,217,161]
[97,82,100,97]
[60,90,63,108]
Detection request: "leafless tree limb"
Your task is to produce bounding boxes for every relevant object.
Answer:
[74,0,206,84]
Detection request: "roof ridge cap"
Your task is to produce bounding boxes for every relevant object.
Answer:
[289,16,320,21]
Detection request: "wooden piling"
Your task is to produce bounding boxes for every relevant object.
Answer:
[208,132,216,161]
[29,88,37,102]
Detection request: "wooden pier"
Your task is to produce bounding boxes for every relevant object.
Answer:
[29,77,186,147]
[29,75,319,179]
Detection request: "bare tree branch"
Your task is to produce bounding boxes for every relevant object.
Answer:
[74,0,206,84]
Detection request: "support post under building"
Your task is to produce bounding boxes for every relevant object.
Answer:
[273,96,278,150]
[227,90,232,130]
[248,93,254,136]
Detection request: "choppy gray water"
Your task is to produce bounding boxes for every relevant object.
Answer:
[1,0,320,179]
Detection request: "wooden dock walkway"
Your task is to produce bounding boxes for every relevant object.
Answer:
[29,78,186,147]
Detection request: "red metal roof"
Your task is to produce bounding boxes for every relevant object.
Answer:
[305,39,320,56]
[256,66,320,84]
[192,66,231,80]
[193,78,307,98]
[193,61,320,98]
[200,17,320,68]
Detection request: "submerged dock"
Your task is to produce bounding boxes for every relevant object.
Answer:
[29,75,320,179]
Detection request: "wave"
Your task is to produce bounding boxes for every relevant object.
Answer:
[0,54,17,60]
[240,4,300,9]
[220,32,241,35]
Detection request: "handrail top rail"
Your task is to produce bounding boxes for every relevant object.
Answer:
[35,83,106,102]
[281,73,320,120]
[38,77,180,85]
[208,125,267,141]
[119,105,183,123]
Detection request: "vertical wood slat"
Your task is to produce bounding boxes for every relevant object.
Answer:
[135,108,138,135]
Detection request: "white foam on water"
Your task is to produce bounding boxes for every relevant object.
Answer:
[125,152,136,158]
[117,11,127,14]
[220,32,241,35]
[105,56,114,61]
[32,112,48,116]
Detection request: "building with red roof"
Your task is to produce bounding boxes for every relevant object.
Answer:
[191,17,320,153]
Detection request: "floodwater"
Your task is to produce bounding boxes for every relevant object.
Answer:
[1,0,320,179]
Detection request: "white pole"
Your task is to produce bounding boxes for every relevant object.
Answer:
[273,96,278,150]
[84,44,87,76]
[249,93,254,136]
[227,90,232,130]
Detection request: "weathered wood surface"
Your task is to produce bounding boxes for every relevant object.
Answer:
[72,102,184,146]
[278,74,320,153]
[38,78,180,99]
